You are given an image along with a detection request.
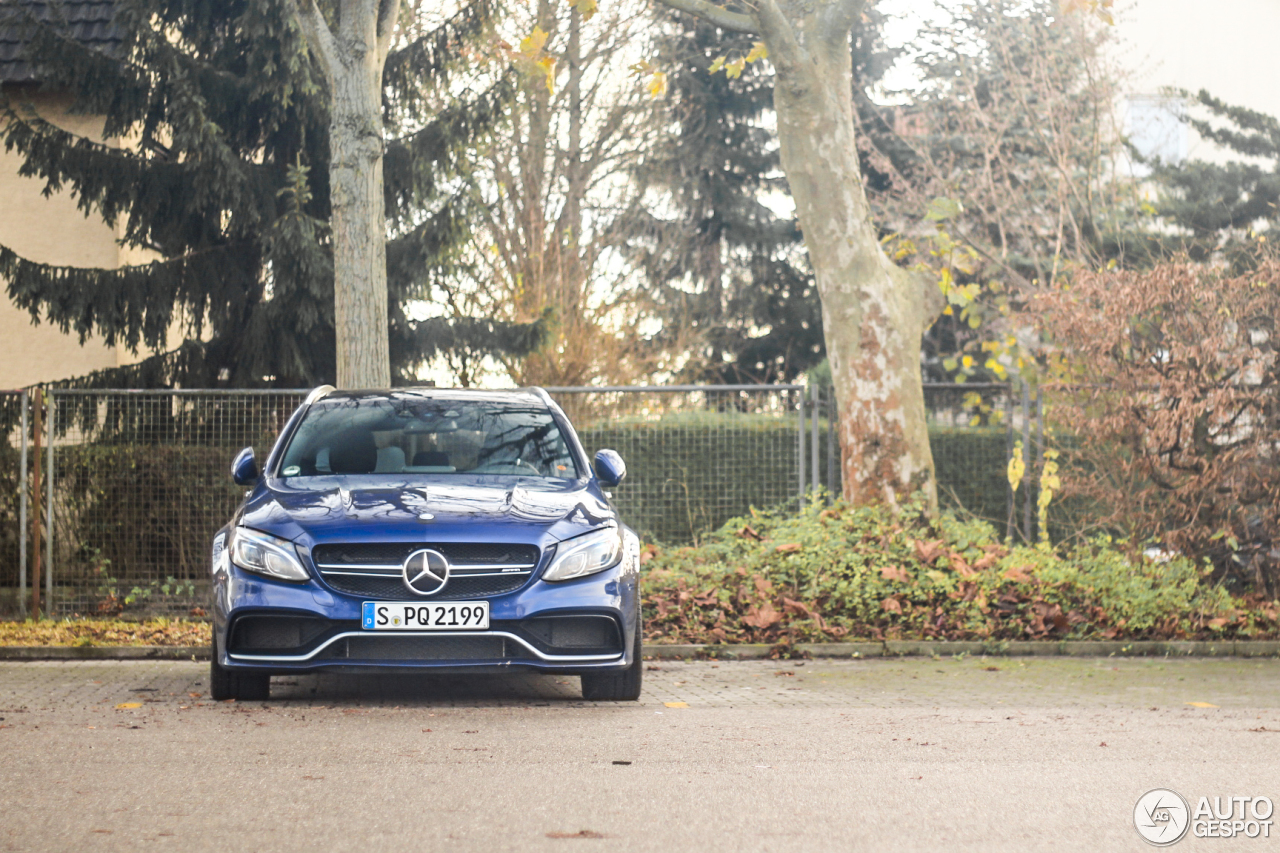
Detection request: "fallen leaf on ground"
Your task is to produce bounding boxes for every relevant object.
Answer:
[115,703,142,709]
[663,702,688,708]
[879,565,910,583]
[1186,702,1219,708]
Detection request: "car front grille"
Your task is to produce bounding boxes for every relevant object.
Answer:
[312,542,540,600]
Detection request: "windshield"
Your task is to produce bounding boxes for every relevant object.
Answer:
[277,395,579,480]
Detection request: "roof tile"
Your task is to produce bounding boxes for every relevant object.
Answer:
[0,1,122,83]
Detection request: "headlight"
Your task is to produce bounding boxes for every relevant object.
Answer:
[231,527,310,582]
[542,527,623,582]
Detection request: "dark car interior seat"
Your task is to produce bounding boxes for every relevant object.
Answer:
[412,450,450,467]
[328,432,378,474]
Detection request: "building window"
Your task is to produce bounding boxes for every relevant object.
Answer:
[1126,95,1187,174]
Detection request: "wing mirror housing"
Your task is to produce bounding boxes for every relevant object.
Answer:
[593,449,626,487]
[231,447,260,486]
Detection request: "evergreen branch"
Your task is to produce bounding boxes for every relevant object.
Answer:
[650,0,758,35]
[396,314,551,364]
[0,242,253,354]
[44,340,221,390]
[382,0,495,121]
[0,100,273,250]
[1193,89,1280,158]
[385,195,474,296]
[383,73,516,221]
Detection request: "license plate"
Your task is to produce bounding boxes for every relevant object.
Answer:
[361,601,489,631]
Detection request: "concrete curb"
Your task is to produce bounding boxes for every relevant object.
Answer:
[642,640,1280,660]
[4,641,1277,662]
[0,646,208,660]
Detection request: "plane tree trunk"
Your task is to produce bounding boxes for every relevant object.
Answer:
[654,0,941,510]
[290,0,398,389]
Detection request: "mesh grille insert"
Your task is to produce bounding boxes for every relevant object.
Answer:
[522,616,622,651]
[229,615,333,651]
[323,635,529,661]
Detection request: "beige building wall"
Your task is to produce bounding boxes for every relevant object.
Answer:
[1117,0,1280,164]
[0,88,160,389]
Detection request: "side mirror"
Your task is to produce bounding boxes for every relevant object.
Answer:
[594,449,626,488]
[231,447,260,486]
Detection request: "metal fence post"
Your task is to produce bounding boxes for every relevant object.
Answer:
[18,389,28,616]
[1033,389,1044,542]
[826,389,836,502]
[1021,381,1032,543]
[1005,385,1015,541]
[797,388,805,505]
[46,390,55,613]
[809,383,820,501]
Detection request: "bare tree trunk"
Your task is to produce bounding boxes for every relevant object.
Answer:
[655,0,941,510]
[290,0,397,389]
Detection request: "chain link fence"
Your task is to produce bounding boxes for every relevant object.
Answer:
[546,385,806,546]
[1,391,27,616]
[0,384,1032,618]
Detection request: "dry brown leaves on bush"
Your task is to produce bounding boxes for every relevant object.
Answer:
[1029,255,1280,593]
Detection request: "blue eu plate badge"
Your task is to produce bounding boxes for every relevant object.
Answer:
[361,601,376,629]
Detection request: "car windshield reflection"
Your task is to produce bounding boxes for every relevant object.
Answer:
[277,394,579,480]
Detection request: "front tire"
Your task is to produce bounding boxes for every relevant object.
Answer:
[210,633,270,701]
[581,615,643,701]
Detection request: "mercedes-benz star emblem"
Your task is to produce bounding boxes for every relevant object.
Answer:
[402,548,450,596]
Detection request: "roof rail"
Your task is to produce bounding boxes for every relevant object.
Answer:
[304,385,336,405]
[526,386,554,406]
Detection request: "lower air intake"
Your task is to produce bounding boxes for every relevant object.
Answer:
[320,635,531,662]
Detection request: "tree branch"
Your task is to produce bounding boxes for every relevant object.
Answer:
[651,0,757,35]
[752,0,804,68]
[823,0,866,39]
[376,0,399,65]
[289,0,339,84]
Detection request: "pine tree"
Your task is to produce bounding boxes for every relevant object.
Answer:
[625,5,898,384]
[1150,90,1280,259]
[0,0,540,388]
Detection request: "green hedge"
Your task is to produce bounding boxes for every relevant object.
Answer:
[581,415,1010,544]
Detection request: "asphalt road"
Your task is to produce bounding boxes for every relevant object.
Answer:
[1,656,1278,852]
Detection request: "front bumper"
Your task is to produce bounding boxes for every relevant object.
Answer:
[212,536,640,675]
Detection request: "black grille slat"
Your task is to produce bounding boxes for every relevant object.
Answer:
[313,542,539,567]
[318,573,531,600]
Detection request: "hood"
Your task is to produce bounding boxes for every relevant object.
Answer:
[236,475,615,546]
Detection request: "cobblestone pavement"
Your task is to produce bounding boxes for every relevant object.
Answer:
[2,657,1279,852]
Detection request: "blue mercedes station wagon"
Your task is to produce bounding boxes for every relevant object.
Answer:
[209,387,642,701]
